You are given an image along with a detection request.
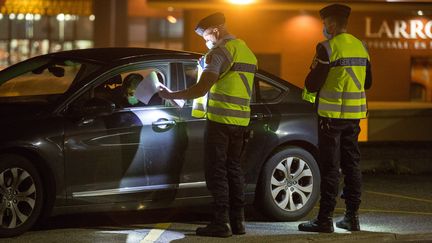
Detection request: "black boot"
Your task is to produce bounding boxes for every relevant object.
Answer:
[336,211,360,231]
[196,222,232,237]
[230,208,245,235]
[196,209,232,237]
[298,217,334,233]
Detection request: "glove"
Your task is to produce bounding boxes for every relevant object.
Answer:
[198,56,205,69]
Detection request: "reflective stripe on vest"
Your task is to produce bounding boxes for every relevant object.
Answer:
[319,90,366,100]
[317,33,369,119]
[192,38,257,126]
[209,92,250,106]
[319,103,367,113]
[230,62,256,73]
[191,95,207,118]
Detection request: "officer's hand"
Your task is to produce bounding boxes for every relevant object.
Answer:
[158,86,173,99]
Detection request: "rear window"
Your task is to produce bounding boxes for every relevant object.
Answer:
[258,80,283,101]
[253,76,284,103]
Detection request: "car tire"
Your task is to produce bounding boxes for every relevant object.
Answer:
[0,154,44,237]
[257,146,320,221]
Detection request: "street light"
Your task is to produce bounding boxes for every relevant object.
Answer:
[56,13,65,22]
[228,0,255,5]
[167,15,177,24]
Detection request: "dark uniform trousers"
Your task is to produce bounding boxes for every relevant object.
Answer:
[318,116,362,219]
[204,120,246,223]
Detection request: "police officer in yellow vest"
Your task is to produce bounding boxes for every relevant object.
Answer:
[298,4,372,233]
[158,12,257,237]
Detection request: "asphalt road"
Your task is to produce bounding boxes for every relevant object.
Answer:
[1,174,431,243]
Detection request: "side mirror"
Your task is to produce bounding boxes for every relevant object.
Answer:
[80,97,115,116]
[48,66,65,77]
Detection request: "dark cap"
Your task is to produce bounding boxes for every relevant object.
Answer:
[195,12,225,36]
[319,4,351,19]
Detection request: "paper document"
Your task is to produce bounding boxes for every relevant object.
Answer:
[159,82,185,108]
[135,72,185,108]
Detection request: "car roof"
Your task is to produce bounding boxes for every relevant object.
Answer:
[1,47,293,90]
[46,47,201,64]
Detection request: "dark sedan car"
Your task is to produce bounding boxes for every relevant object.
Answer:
[0,48,319,237]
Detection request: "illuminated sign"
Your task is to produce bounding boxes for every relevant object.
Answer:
[0,0,92,15]
[364,17,432,50]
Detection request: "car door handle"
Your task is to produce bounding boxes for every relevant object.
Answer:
[251,113,270,120]
[78,118,95,126]
[251,113,264,120]
[152,120,176,126]
[152,118,177,131]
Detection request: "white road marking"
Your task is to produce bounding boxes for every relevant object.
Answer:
[140,223,171,243]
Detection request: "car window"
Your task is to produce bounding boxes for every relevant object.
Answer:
[181,63,284,104]
[0,60,82,98]
[183,62,199,105]
[254,77,284,102]
[94,67,167,109]
[184,62,199,89]
[70,63,170,114]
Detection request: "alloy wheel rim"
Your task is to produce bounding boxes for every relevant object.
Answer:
[270,157,313,212]
[0,167,36,229]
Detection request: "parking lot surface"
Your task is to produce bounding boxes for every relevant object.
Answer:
[1,174,431,243]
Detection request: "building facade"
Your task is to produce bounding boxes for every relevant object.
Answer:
[0,0,94,68]
[153,1,432,103]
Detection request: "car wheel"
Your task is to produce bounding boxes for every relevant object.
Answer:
[257,146,320,221]
[0,154,44,237]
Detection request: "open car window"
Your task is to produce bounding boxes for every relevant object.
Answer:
[89,66,167,109]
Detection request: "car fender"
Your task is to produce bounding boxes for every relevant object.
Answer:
[245,113,318,187]
[0,118,66,204]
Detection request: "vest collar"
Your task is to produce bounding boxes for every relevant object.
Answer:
[214,34,236,48]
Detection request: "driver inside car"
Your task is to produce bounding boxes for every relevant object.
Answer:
[122,73,144,107]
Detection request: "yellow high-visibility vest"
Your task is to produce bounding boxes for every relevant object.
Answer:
[317,33,369,119]
[191,64,207,118]
[192,38,257,126]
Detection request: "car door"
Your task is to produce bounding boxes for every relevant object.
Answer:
[242,73,288,192]
[63,62,186,203]
[174,62,273,197]
[157,61,209,197]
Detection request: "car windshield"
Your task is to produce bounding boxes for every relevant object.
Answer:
[0,57,90,103]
